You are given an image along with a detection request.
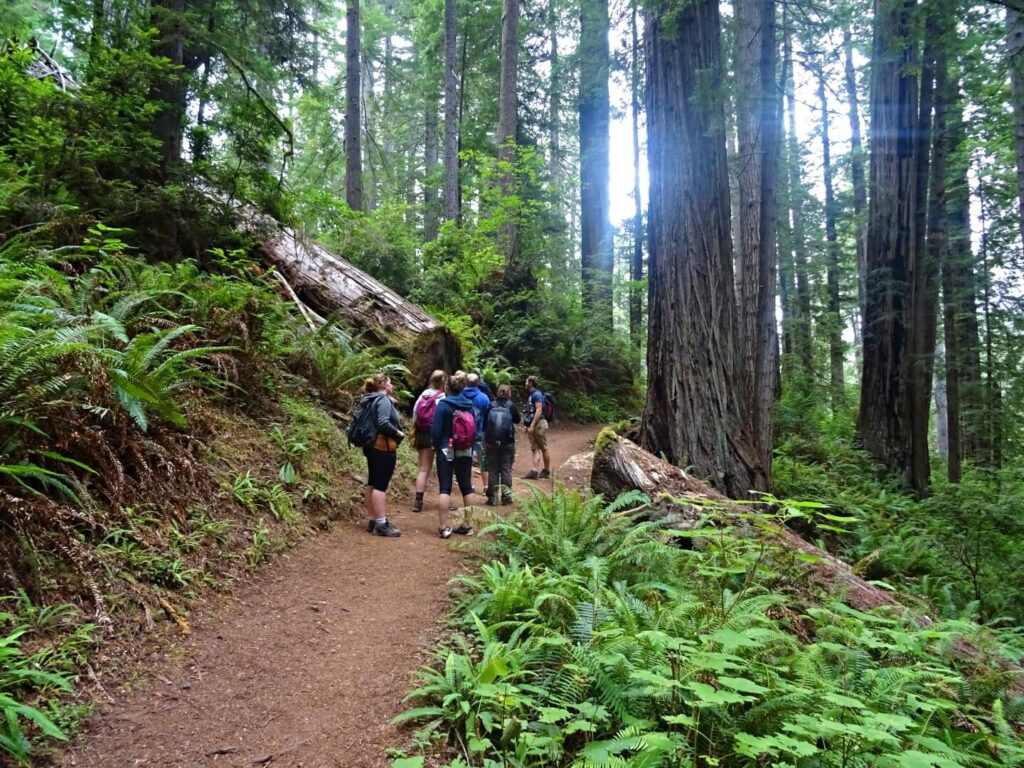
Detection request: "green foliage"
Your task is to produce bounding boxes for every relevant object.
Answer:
[396,488,1024,767]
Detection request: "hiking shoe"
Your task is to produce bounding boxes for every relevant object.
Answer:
[412,502,423,513]
[439,526,453,539]
[367,519,375,532]
[538,470,551,479]
[371,520,401,537]
[502,497,513,506]
[453,524,475,536]
[523,470,540,480]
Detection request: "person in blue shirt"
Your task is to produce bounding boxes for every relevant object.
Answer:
[462,372,491,489]
[431,371,481,539]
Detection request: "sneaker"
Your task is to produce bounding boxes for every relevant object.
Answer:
[453,524,475,536]
[523,470,540,480]
[371,520,401,537]
[439,526,453,539]
[538,470,551,479]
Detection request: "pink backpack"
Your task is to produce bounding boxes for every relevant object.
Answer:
[451,409,476,450]
[414,391,444,430]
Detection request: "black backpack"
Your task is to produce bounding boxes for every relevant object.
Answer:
[484,402,515,447]
[347,396,379,448]
[542,393,556,422]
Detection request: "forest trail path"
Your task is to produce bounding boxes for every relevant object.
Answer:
[59,424,600,768]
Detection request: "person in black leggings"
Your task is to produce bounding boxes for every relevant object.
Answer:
[359,373,404,537]
[430,371,480,539]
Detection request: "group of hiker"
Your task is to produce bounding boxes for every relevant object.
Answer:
[351,371,553,540]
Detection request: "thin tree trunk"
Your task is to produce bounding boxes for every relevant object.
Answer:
[844,27,869,326]
[579,0,613,323]
[629,0,643,352]
[150,0,187,178]
[345,0,363,211]
[497,0,521,267]
[642,0,767,498]
[977,175,1002,469]
[1007,8,1024,248]
[424,93,440,240]
[88,0,107,76]
[443,0,459,222]
[361,55,377,210]
[456,25,468,222]
[818,71,845,411]
[783,17,814,383]
[548,0,561,176]
[735,0,780,474]
[935,345,949,458]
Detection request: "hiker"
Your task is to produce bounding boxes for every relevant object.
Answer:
[462,372,491,489]
[482,384,521,505]
[411,369,447,513]
[431,371,480,539]
[359,374,405,537]
[523,375,551,480]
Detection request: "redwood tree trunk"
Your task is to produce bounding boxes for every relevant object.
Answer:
[345,0,363,211]
[497,0,521,266]
[629,0,643,352]
[150,0,186,178]
[579,0,613,324]
[818,70,845,411]
[424,94,440,240]
[443,0,459,222]
[845,27,869,325]
[1007,8,1024,249]
[642,0,767,498]
[734,0,780,474]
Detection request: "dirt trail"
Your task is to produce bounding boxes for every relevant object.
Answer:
[60,424,599,768]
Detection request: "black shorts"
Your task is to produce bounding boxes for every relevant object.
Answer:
[413,428,433,450]
[436,451,474,496]
[364,448,397,492]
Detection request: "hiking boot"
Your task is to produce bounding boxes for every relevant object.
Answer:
[502,497,513,506]
[453,524,475,536]
[538,470,551,479]
[412,501,423,513]
[439,526,453,539]
[523,470,540,480]
[371,520,401,537]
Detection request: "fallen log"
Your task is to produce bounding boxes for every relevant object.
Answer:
[590,429,899,612]
[226,200,463,385]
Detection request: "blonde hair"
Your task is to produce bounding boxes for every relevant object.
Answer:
[363,373,390,394]
[497,384,512,399]
[429,369,448,389]
[448,371,468,394]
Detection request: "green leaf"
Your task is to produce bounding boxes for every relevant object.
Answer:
[391,757,424,768]
[686,681,753,705]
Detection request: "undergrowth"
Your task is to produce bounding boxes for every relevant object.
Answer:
[393,489,1024,767]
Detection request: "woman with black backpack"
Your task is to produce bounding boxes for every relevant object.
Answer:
[357,374,404,537]
[482,384,521,505]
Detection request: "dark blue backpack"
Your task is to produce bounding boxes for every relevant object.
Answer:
[485,402,515,446]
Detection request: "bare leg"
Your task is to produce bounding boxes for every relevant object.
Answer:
[369,488,388,519]
[542,447,551,472]
[364,485,374,520]
[437,493,451,530]
[415,447,434,493]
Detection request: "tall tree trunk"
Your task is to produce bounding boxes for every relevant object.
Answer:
[443,0,459,222]
[935,345,949,458]
[579,0,613,323]
[424,93,440,240]
[782,17,814,383]
[858,0,935,496]
[88,0,107,76]
[735,0,780,475]
[642,0,767,498]
[345,0,363,211]
[629,0,643,352]
[945,105,984,468]
[818,70,845,411]
[497,0,521,266]
[844,27,869,326]
[361,56,377,210]
[1007,8,1024,249]
[150,0,187,178]
[977,176,1002,469]
[548,0,561,176]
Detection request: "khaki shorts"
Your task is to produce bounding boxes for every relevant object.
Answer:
[528,418,549,451]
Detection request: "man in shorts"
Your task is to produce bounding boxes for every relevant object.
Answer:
[522,376,550,480]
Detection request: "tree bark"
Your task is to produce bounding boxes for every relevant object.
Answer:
[629,0,643,353]
[237,210,463,384]
[497,0,521,266]
[844,27,869,327]
[424,93,440,241]
[548,0,561,178]
[1007,8,1024,249]
[443,0,459,223]
[782,18,814,383]
[734,0,780,474]
[642,0,767,498]
[818,70,845,411]
[579,0,613,325]
[345,0,363,211]
[150,0,187,178]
